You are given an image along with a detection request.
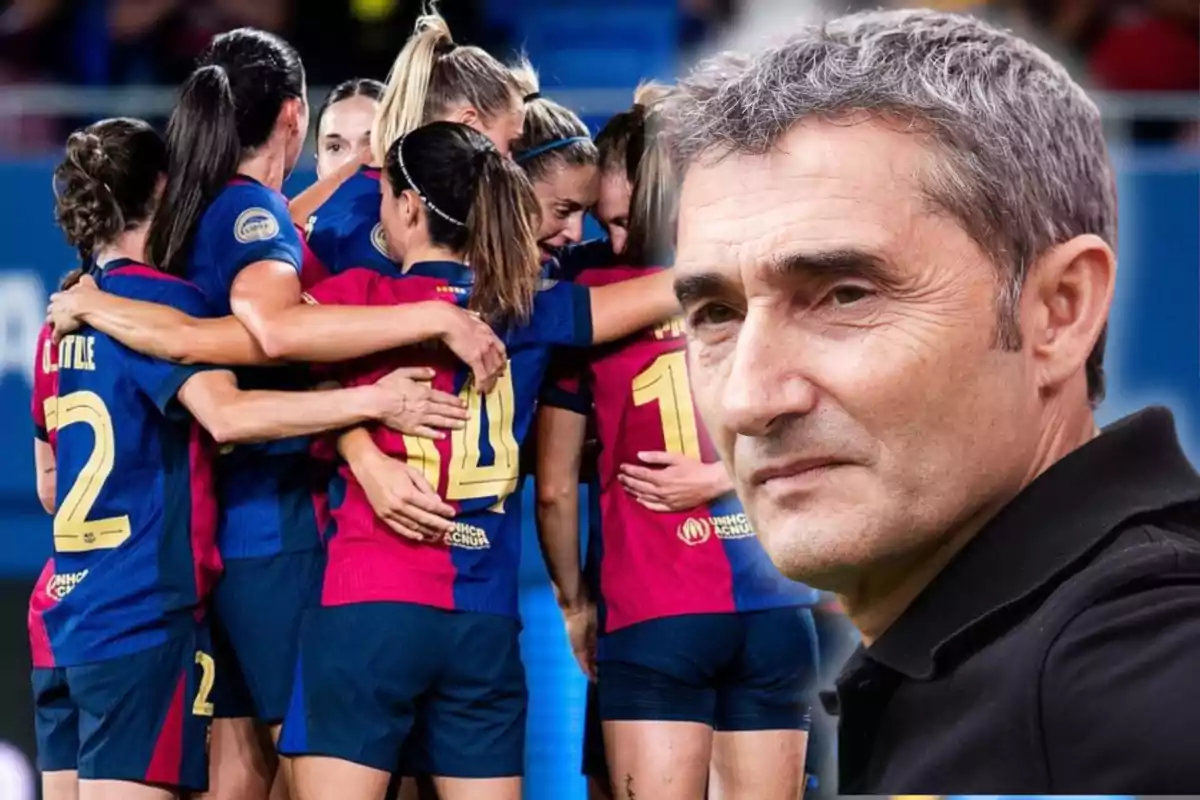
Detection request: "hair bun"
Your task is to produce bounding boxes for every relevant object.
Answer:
[55,129,125,260]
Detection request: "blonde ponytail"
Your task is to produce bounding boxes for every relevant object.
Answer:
[371,10,454,165]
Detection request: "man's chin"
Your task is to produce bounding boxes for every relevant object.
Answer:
[754,509,879,589]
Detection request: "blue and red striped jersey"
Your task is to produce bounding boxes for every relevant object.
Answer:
[305,262,592,618]
[546,265,817,634]
[304,166,399,277]
[187,177,321,559]
[29,260,221,667]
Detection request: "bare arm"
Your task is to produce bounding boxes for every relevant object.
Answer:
[231,262,506,385]
[49,279,272,365]
[177,369,398,444]
[535,404,589,611]
[588,269,679,344]
[34,439,55,515]
[289,156,364,226]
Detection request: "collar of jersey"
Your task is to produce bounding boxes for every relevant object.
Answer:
[94,256,140,273]
[404,260,472,283]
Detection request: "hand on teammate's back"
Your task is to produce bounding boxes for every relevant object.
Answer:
[349,444,455,543]
[618,451,733,513]
[373,366,470,439]
[437,304,507,392]
[47,274,99,341]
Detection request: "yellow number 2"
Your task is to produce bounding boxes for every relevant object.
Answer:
[44,391,131,553]
[632,351,703,459]
[193,651,215,716]
[402,368,520,505]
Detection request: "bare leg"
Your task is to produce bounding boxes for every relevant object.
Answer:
[431,776,520,800]
[78,780,176,800]
[708,730,808,800]
[42,770,79,800]
[291,756,391,800]
[197,717,274,800]
[604,720,712,800]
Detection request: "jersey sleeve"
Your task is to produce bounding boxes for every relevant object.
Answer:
[210,185,303,291]
[540,349,592,415]
[31,324,55,441]
[304,209,342,274]
[105,275,215,419]
[527,280,593,347]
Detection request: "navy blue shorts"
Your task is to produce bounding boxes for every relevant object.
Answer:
[279,602,526,778]
[32,625,213,791]
[581,681,607,779]
[210,548,325,722]
[597,607,817,730]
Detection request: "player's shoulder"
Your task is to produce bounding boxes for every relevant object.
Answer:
[556,238,615,280]
[100,262,210,314]
[574,263,662,288]
[205,179,292,243]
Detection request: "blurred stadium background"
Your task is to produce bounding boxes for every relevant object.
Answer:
[0,0,1195,798]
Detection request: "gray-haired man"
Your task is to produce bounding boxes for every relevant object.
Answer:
[664,9,1200,793]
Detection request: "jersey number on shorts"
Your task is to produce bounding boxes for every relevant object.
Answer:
[632,351,703,459]
[43,391,132,552]
[403,366,520,504]
[193,651,216,716]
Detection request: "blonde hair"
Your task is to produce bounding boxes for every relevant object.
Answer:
[510,60,598,182]
[371,3,520,165]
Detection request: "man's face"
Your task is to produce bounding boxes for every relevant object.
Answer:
[674,120,1040,587]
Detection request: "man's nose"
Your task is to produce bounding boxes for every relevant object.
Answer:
[721,309,819,437]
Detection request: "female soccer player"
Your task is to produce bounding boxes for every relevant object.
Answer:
[277,120,684,800]
[510,65,599,257]
[34,118,453,800]
[46,28,503,800]
[314,79,384,180]
[536,93,820,800]
[298,7,526,275]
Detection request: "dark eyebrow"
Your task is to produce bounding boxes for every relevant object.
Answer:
[674,272,737,308]
[766,248,898,288]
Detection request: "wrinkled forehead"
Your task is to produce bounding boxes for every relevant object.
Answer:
[674,120,934,290]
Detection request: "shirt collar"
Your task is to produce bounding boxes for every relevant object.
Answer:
[404,259,473,283]
[864,407,1200,680]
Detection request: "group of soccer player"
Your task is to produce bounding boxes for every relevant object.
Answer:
[29,6,820,800]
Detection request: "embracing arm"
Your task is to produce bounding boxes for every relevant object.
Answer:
[289,156,364,226]
[535,404,589,611]
[176,370,396,445]
[232,262,506,385]
[50,280,272,365]
[588,269,679,344]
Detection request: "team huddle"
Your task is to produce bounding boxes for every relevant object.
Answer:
[29,8,818,800]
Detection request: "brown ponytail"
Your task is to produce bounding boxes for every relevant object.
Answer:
[465,150,542,325]
[53,118,167,264]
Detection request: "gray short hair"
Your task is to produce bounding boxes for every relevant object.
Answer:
[664,9,1116,403]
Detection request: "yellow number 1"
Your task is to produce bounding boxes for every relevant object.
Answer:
[44,391,131,552]
[632,351,703,459]
[402,367,521,505]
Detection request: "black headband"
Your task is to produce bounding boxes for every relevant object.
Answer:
[523,92,541,104]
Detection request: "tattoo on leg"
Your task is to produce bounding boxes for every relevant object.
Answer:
[624,774,636,800]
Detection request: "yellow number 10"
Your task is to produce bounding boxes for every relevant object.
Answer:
[44,391,131,552]
[403,368,521,505]
[632,351,703,459]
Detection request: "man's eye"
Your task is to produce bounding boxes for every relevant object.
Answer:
[688,303,740,328]
[827,286,873,307]
[327,143,342,153]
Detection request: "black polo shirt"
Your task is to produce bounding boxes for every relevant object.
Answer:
[832,407,1200,794]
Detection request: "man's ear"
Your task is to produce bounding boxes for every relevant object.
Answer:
[1023,233,1116,397]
